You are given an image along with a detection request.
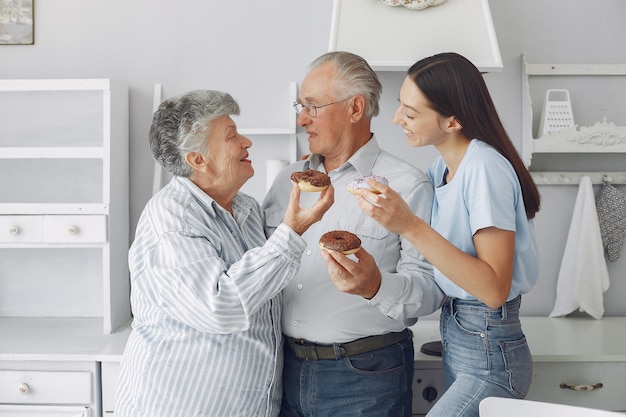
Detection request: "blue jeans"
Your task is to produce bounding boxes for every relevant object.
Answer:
[427,296,533,417]
[280,334,414,417]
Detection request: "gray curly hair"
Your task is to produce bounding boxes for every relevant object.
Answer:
[149,90,240,177]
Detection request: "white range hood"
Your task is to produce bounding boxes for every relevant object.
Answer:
[329,0,502,72]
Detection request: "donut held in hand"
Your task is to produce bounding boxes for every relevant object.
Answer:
[291,170,331,192]
[347,175,388,195]
[319,230,361,255]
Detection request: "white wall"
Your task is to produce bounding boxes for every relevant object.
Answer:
[1,0,625,316]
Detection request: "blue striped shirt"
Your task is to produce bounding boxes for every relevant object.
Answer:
[115,176,306,417]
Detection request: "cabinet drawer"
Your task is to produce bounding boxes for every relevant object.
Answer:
[44,215,107,243]
[0,405,90,416]
[527,361,626,411]
[0,216,43,243]
[0,215,107,244]
[0,370,92,404]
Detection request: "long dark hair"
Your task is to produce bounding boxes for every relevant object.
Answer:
[408,52,540,219]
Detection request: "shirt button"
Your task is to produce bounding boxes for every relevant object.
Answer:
[306,249,312,256]
[231,231,237,237]
[292,320,298,327]
[297,283,303,290]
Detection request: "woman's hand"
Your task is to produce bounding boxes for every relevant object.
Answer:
[356,178,420,236]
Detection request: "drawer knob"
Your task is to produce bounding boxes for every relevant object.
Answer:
[560,382,603,392]
[68,225,79,235]
[9,226,20,235]
[18,383,30,395]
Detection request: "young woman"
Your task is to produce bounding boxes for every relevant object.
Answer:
[356,52,541,417]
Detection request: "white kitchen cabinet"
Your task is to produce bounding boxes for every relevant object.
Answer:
[409,317,626,415]
[0,318,131,417]
[523,317,626,412]
[0,78,130,334]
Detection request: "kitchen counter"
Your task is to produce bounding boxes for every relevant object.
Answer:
[0,317,131,362]
[409,316,626,362]
[1,316,625,362]
[1,316,626,362]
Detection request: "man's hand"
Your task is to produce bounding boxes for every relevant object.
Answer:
[283,182,334,235]
[321,247,381,299]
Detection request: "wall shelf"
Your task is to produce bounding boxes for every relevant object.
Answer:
[520,53,626,184]
[531,118,626,154]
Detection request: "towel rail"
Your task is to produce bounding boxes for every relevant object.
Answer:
[531,171,626,185]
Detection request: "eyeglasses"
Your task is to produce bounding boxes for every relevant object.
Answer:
[293,97,352,117]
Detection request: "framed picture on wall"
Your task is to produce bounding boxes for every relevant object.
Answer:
[0,0,33,45]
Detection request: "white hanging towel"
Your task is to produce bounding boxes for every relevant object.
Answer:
[550,176,610,319]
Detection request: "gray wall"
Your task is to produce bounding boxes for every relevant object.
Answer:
[2,0,625,316]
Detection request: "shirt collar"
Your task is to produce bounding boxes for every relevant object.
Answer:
[176,176,254,219]
[305,134,381,176]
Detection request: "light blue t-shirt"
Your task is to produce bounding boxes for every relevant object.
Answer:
[427,139,539,301]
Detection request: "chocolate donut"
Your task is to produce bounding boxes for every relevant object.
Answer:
[319,230,361,255]
[291,170,331,192]
[347,175,389,195]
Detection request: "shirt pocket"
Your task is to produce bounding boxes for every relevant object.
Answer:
[338,210,389,242]
[263,208,284,236]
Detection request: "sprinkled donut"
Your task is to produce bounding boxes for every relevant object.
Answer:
[347,175,389,195]
[291,170,331,192]
[319,230,361,255]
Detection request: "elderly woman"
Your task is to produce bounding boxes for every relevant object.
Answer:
[115,90,333,417]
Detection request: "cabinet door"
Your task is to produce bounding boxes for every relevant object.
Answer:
[101,361,120,416]
[528,361,626,411]
[0,405,90,417]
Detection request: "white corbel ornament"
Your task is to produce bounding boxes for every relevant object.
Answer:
[533,118,626,153]
[380,0,446,10]
[568,118,626,147]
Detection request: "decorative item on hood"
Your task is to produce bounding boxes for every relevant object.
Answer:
[380,0,446,10]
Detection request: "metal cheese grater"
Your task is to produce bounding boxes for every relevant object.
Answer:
[538,89,575,136]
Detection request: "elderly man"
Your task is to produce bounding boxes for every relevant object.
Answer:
[115,90,333,417]
[263,52,445,417]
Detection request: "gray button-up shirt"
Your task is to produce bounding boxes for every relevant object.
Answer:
[262,137,445,344]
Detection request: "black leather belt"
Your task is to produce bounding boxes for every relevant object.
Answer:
[285,328,412,360]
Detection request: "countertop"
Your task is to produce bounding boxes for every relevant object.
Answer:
[1,316,625,363]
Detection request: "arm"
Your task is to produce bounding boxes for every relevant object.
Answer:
[358,179,513,308]
[141,222,304,334]
[322,179,445,320]
[136,183,333,334]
